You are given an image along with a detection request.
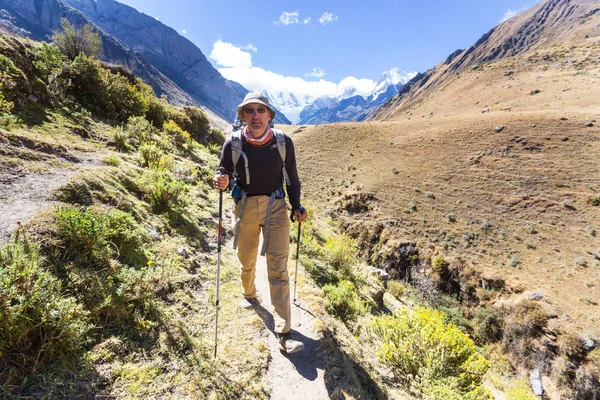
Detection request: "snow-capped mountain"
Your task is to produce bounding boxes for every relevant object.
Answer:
[262,90,315,125]
[370,67,416,103]
[261,68,416,125]
[298,67,417,124]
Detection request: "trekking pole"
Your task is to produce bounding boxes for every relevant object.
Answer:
[293,222,301,304]
[214,169,225,358]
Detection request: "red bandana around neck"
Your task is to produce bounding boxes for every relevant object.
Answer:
[243,126,273,147]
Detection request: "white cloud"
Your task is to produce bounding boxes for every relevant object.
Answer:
[181,29,186,35]
[209,41,360,98]
[338,76,376,97]
[306,67,326,78]
[319,12,338,25]
[242,44,257,52]
[275,11,299,26]
[500,6,529,22]
[210,40,252,69]
[211,41,396,122]
[303,17,311,24]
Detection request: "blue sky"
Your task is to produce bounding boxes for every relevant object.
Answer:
[115,0,541,98]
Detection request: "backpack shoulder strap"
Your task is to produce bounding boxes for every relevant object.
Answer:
[231,130,250,185]
[273,129,291,186]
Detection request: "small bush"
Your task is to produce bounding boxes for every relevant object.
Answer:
[388,280,406,299]
[163,119,193,148]
[111,126,132,152]
[322,235,359,280]
[51,206,155,326]
[588,194,600,206]
[0,236,91,375]
[51,18,102,60]
[322,280,367,322]
[473,306,504,344]
[506,379,539,400]
[32,42,64,81]
[370,307,490,398]
[139,169,187,213]
[432,254,448,273]
[139,142,167,169]
[126,115,157,146]
[54,206,113,268]
[503,301,548,362]
[300,255,339,287]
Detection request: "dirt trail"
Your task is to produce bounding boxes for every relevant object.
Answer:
[0,169,77,242]
[252,239,329,400]
[0,156,102,243]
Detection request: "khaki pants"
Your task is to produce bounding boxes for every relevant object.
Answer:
[234,196,291,333]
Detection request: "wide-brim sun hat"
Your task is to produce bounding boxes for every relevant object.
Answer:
[237,91,276,121]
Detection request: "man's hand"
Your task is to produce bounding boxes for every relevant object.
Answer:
[292,206,308,223]
[212,172,229,191]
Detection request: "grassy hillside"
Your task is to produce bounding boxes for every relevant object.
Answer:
[0,30,280,398]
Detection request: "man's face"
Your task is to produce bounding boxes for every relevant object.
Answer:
[241,102,271,136]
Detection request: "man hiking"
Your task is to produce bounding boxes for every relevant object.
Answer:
[212,92,308,354]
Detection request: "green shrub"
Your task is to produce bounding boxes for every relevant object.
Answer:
[506,379,538,400]
[54,206,112,269]
[139,142,166,169]
[473,305,504,344]
[171,106,212,143]
[322,235,359,280]
[32,42,63,80]
[51,18,102,60]
[588,193,600,206]
[369,307,490,397]
[51,206,154,326]
[103,208,150,267]
[111,126,132,152]
[432,254,448,273]
[388,280,407,299]
[209,127,226,146]
[0,236,91,373]
[127,115,157,147]
[103,155,120,167]
[139,169,187,213]
[422,379,492,400]
[54,206,149,268]
[163,119,193,148]
[144,94,170,128]
[300,255,339,287]
[49,54,149,122]
[323,280,367,321]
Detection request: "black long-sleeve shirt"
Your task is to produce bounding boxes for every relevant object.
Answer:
[218,133,301,210]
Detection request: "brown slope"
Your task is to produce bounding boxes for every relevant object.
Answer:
[288,3,600,396]
[375,0,600,120]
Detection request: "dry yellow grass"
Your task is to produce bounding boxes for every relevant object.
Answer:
[288,41,600,339]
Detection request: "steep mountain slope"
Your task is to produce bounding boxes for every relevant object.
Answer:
[0,0,292,128]
[62,0,290,125]
[375,0,600,120]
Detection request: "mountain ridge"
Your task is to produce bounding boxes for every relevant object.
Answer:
[374,0,600,120]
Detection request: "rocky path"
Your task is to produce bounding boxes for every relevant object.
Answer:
[252,240,330,399]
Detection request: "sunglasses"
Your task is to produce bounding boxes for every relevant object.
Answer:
[244,107,267,114]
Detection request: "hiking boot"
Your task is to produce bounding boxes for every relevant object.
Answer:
[239,297,258,309]
[277,332,304,354]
